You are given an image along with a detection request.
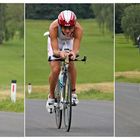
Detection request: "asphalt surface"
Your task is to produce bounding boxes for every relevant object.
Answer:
[115,82,140,137]
[26,99,113,136]
[0,112,24,137]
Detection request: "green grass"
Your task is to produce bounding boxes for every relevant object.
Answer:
[116,75,140,83]
[0,38,24,112]
[115,34,140,83]
[26,89,113,101]
[26,92,47,99]
[115,34,140,72]
[26,19,113,85]
[78,89,113,101]
[0,39,24,85]
[0,98,24,112]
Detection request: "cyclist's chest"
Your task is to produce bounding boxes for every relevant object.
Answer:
[58,31,74,40]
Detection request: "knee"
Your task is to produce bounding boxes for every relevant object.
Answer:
[68,62,75,70]
[52,66,60,75]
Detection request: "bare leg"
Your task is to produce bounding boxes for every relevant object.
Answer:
[49,61,60,98]
[68,62,77,92]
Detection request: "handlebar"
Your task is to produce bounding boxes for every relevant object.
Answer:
[48,55,87,62]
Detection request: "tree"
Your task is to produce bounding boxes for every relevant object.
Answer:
[5,4,24,40]
[26,4,94,19]
[0,4,5,44]
[115,4,134,33]
[0,4,24,44]
[92,4,113,34]
[115,4,124,33]
[121,5,140,44]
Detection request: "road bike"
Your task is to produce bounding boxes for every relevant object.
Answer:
[48,51,87,132]
[44,32,87,131]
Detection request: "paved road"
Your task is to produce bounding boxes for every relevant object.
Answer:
[0,112,24,137]
[115,83,140,136]
[26,99,113,136]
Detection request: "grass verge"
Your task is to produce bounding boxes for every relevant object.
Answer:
[26,89,113,101]
[26,92,47,99]
[115,71,140,83]
[0,98,24,112]
[78,89,113,101]
[115,76,140,83]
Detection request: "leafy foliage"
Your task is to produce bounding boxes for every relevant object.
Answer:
[0,4,5,44]
[115,4,132,33]
[92,4,114,34]
[121,5,140,44]
[0,4,24,44]
[26,4,95,19]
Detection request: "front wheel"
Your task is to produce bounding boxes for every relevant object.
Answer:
[63,73,72,132]
[54,83,62,129]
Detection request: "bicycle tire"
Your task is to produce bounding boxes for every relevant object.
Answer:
[63,73,72,132]
[54,83,62,129]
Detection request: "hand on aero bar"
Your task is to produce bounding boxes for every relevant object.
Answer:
[59,51,68,59]
[59,51,76,60]
[68,51,76,60]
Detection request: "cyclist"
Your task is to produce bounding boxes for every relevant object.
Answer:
[46,10,83,113]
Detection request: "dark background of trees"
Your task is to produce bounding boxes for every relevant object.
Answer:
[26,4,95,19]
[115,4,133,33]
[115,4,140,44]
[0,4,24,44]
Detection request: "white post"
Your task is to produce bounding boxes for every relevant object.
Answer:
[28,83,32,94]
[11,80,17,103]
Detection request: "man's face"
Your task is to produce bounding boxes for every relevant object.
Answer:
[61,26,75,37]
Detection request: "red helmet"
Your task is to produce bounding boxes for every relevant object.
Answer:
[58,10,77,27]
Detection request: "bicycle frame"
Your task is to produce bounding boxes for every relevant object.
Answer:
[54,57,69,110]
[49,54,86,132]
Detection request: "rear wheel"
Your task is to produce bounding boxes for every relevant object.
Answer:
[54,83,62,129]
[63,73,72,132]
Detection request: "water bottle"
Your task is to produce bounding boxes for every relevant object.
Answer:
[58,71,64,110]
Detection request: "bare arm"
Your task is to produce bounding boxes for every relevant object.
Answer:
[49,21,60,56]
[73,23,83,54]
